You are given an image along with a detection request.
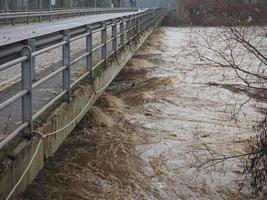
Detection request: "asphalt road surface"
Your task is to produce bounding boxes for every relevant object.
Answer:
[0,11,139,46]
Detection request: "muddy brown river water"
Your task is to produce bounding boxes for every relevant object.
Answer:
[20,27,266,200]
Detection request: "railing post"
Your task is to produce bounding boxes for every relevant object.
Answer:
[126,18,130,42]
[49,11,52,22]
[112,22,117,57]
[140,14,143,32]
[120,20,124,47]
[135,15,138,36]
[27,38,36,80]
[141,14,144,32]
[62,30,71,102]
[101,23,107,66]
[146,13,149,28]
[143,13,146,31]
[137,14,140,34]
[130,17,133,40]
[133,17,135,37]
[133,17,136,37]
[144,13,147,29]
[21,46,33,139]
[86,25,93,83]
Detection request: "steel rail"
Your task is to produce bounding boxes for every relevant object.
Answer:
[70,71,90,88]
[92,27,106,34]
[70,53,90,66]
[70,32,90,43]
[0,8,136,17]
[106,37,116,44]
[32,90,68,121]
[32,41,67,57]
[0,56,27,71]
[32,66,67,90]
[94,59,106,68]
[0,89,28,111]
[0,122,29,150]
[0,8,137,22]
[92,43,105,53]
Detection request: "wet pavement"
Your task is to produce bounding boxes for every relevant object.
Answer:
[20,27,266,200]
[0,11,138,46]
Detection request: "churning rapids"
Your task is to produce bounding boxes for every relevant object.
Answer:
[20,27,266,200]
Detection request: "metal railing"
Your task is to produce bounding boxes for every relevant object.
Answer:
[0,8,165,151]
[0,7,137,25]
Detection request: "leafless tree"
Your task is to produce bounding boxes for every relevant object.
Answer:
[189,25,267,194]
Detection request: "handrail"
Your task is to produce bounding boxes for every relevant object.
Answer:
[0,8,138,25]
[0,56,27,71]
[32,66,67,89]
[0,7,136,15]
[0,8,166,151]
[32,41,67,57]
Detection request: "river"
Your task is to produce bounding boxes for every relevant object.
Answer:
[20,27,265,200]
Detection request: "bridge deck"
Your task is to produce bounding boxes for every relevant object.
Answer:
[0,11,139,46]
[0,9,154,139]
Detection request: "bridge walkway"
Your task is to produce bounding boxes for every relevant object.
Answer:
[0,11,139,46]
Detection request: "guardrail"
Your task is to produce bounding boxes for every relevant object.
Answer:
[0,8,166,151]
[0,7,137,25]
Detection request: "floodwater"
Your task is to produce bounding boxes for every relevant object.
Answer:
[21,27,266,200]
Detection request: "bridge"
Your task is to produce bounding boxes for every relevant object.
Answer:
[0,7,169,199]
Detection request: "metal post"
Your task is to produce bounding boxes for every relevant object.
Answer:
[144,13,146,29]
[49,0,52,21]
[129,18,132,40]
[135,15,138,35]
[137,14,141,33]
[112,22,117,56]
[120,20,124,47]
[21,47,33,139]
[140,14,142,32]
[144,13,148,30]
[126,18,130,42]
[144,13,147,29]
[101,23,107,66]
[38,0,42,10]
[134,15,138,35]
[4,0,8,12]
[62,31,71,102]
[132,17,135,37]
[131,17,134,37]
[86,26,93,83]
[27,39,36,80]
